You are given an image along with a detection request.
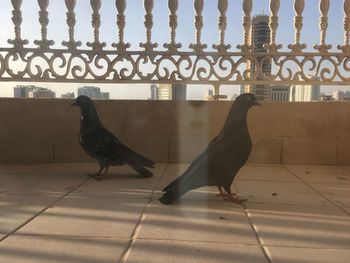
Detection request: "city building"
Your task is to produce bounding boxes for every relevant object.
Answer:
[205,88,214,100]
[77,86,109,99]
[158,84,171,100]
[28,87,55,98]
[332,90,350,101]
[100,92,110,99]
[150,84,158,100]
[270,86,290,102]
[61,92,75,99]
[289,82,321,102]
[13,85,36,98]
[172,84,187,100]
[320,94,335,102]
[247,15,271,101]
[157,84,187,100]
[239,84,246,95]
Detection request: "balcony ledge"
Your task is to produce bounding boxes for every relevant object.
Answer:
[0,98,350,165]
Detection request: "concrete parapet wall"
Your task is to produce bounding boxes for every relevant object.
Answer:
[0,98,349,165]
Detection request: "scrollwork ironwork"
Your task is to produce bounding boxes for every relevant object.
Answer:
[1,49,350,85]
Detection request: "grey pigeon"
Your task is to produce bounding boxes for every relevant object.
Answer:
[159,93,261,204]
[72,95,155,179]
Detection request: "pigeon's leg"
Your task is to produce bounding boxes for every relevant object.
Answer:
[215,186,228,197]
[222,186,247,204]
[95,165,110,180]
[216,185,239,198]
[87,164,104,177]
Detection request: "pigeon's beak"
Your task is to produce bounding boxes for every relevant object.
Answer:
[254,101,262,107]
[71,100,78,107]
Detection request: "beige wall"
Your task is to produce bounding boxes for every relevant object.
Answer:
[0,98,349,164]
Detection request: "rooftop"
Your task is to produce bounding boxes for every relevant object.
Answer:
[0,162,349,263]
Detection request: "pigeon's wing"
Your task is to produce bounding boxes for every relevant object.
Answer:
[80,126,122,162]
[159,150,210,204]
[162,150,209,192]
[97,126,155,168]
[174,135,220,189]
[114,142,155,168]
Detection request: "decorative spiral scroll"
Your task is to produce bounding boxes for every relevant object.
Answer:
[1,49,350,85]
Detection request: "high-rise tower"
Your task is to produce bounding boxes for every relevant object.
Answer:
[248,15,271,101]
[158,84,187,100]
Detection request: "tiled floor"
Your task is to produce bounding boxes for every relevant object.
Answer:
[0,163,349,263]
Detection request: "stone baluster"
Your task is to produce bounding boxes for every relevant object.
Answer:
[314,0,332,53]
[338,0,350,53]
[288,0,306,52]
[140,0,158,52]
[7,0,29,50]
[189,0,207,53]
[237,0,252,52]
[265,0,282,52]
[213,0,231,53]
[62,0,82,50]
[87,0,106,52]
[112,0,130,51]
[164,0,182,52]
[34,0,54,49]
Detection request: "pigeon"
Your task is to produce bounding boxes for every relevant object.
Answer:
[159,93,261,204]
[72,95,155,179]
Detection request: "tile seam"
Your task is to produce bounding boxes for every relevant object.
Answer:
[283,165,350,217]
[0,177,91,243]
[119,163,169,263]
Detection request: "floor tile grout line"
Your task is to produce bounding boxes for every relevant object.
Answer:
[3,232,350,251]
[10,233,131,240]
[135,237,350,250]
[118,163,169,263]
[0,177,91,244]
[261,244,350,251]
[232,184,272,263]
[282,165,350,217]
[242,203,272,263]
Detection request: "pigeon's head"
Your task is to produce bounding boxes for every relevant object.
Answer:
[234,93,261,109]
[71,95,94,109]
[72,95,100,123]
[71,95,99,117]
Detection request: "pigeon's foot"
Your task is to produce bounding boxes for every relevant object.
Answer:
[224,195,248,204]
[87,166,109,180]
[216,186,247,204]
[86,173,108,180]
[215,192,239,198]
[94,174,107,181]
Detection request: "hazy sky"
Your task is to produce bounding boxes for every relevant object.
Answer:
[0,0,347,99]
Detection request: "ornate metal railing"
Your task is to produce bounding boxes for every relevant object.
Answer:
[1,0,350,89]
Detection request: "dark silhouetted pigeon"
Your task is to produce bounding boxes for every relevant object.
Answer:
[72,95,155,179]
[159,93,261,204]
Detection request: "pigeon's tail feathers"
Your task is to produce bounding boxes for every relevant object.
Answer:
[136,153,155,168]
[130,163,153,178]
[162,176,183,192]
[159,184,186,205]
[126,148,155,168]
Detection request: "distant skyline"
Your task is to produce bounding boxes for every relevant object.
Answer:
[4,83,240,101]
[7,82,350,101]
[0,0,348,99]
